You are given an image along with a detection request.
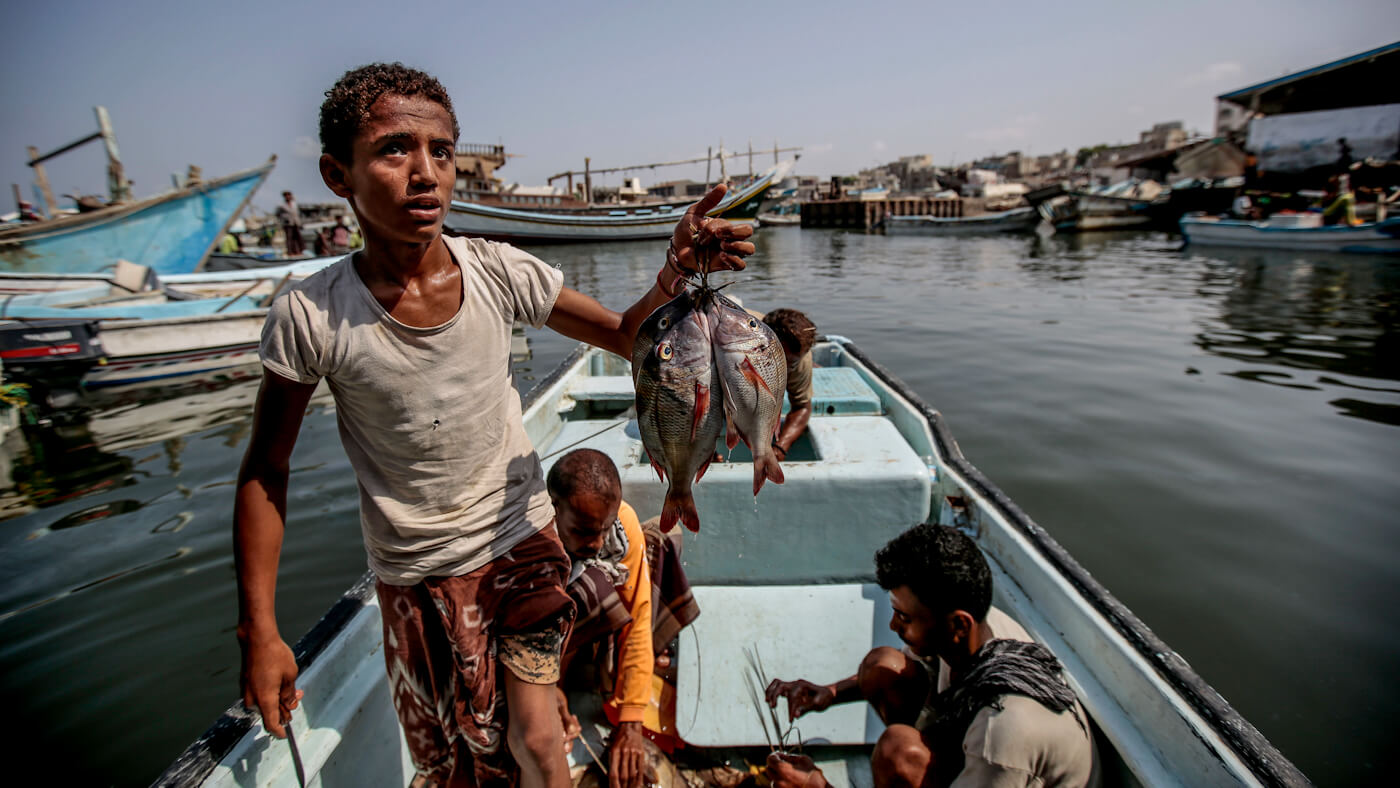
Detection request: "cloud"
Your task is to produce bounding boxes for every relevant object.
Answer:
[966,113,1041,143]
[293,136,320,159]
[1181,61,1243,87]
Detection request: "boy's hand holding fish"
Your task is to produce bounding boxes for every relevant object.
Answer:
[657,184,755,297]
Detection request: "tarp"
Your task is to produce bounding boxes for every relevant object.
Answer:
[1248,104,1400,173]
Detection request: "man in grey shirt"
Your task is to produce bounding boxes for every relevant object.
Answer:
[766,524,1098,787]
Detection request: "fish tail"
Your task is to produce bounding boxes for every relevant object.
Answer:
[753,452,786,496]
[662,489,701,533]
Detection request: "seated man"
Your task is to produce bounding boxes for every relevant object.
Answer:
[765,524,1098,788]
[761,308,817,460]
[548,449,698,788]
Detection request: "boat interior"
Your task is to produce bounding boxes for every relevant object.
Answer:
[168,339,1293,787]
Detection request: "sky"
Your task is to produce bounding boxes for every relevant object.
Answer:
[3,0,1397,216]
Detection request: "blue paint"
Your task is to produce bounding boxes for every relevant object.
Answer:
[0,162,272,276]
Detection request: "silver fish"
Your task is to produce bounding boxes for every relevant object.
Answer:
[703,292,787,496]
[632,291,726,532]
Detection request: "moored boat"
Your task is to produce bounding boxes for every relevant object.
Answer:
[0,158,276,276]
[884,206,1039,235]
[1180,213,1400,254]
[156,339,1310,787]
[445,161,793,243]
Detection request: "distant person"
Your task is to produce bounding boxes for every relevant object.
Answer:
[218,232,242,254]
[276,190,304,256]
[1231,193,1256,221]
[548,449,699,788]
[330,214,353,253]
[765,524,1098,788]
[763,308,817,460]
[1336,137,1354,174]
[1321,174,1357,226]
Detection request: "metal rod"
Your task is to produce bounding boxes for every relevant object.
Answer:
[546,145,802,183]
[26,131,103,166]
[26,146,56,218]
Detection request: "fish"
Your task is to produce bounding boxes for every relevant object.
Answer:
[703,291,787,496]
[632,290,727,533]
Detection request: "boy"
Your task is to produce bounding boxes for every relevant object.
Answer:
[234,63,752,788]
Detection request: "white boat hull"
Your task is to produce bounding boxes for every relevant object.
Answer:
[157,340,1310,787]
[1181,216,1400,253]
[885,207,1039,235]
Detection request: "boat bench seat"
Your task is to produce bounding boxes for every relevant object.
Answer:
[563,368,883,416]
[795,367,883,416]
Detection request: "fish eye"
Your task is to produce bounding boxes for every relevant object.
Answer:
[748,318,758,328]
[658,343,673,360]
[658,316,671,330]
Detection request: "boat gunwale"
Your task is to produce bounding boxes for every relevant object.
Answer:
[835,339,1310,788]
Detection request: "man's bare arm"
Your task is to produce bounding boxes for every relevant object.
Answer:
[774,405,812,457]
[765,675,863,722]
[235,369,318,738]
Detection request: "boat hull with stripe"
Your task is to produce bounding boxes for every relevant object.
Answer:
[0,158,275,276]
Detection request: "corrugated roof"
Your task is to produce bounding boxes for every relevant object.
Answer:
[1217,41,1400,112]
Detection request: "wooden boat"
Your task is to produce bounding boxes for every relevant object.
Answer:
[1037,181,1165,233]
[157,339,1309,787]
[0,255,342,296]
[1180,214,1400,254]
[757,202,802,227]
[0,158,275,276]
[884,206,1039,235]
[444,161,793,243]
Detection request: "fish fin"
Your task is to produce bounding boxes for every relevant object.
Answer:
[695,454,714,483]
[753,452,786,496]
[662,489,701,533]
[691,382,710,442]
[725,418,740,450]
[649,457,666,483]
[740,356,774,397]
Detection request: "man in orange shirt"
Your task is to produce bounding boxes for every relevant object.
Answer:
[548,449,655,788]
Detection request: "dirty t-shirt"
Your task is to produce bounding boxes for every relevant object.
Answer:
[930,607,1101,788]
[260,235,563,585]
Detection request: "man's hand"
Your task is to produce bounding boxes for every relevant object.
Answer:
[766,752,828,788]
[670,184,755,277]
[765,678,836,722]
[555,687,581,756]
[239,630,302,738]
[608,721,646,788]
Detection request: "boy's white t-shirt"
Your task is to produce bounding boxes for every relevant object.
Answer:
[260,235,563,585]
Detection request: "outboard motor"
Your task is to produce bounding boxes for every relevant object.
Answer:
[0,320,105,409]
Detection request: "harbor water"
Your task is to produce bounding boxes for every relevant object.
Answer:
[1,228,1396,785]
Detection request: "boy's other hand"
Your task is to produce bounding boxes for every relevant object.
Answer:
[240,633,302,738]
[671,184,755,276]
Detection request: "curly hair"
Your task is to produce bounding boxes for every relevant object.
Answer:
[763,308,817,356]
[875,524,991,620]
[319,63,460,164]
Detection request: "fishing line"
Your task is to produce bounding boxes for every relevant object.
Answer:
[539,417,630,461]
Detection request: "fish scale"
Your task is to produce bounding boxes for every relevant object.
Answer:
[703,291,788,496]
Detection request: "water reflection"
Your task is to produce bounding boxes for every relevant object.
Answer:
[1191,247,1400,426]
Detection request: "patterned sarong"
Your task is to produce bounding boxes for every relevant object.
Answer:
[377,526,575,787]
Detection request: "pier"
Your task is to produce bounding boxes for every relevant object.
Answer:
[800,197,978,230]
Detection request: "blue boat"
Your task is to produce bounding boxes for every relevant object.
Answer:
[0,157,275,276]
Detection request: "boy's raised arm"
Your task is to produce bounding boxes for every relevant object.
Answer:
[234,369,319,738]
[545,184,755,357]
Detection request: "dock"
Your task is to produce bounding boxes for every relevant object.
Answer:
[800,197,979,230]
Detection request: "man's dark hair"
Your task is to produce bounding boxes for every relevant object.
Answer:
[763,309,817,356]
[875,524,991,620]
[319,62,460,164]
[547,449,621,502]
